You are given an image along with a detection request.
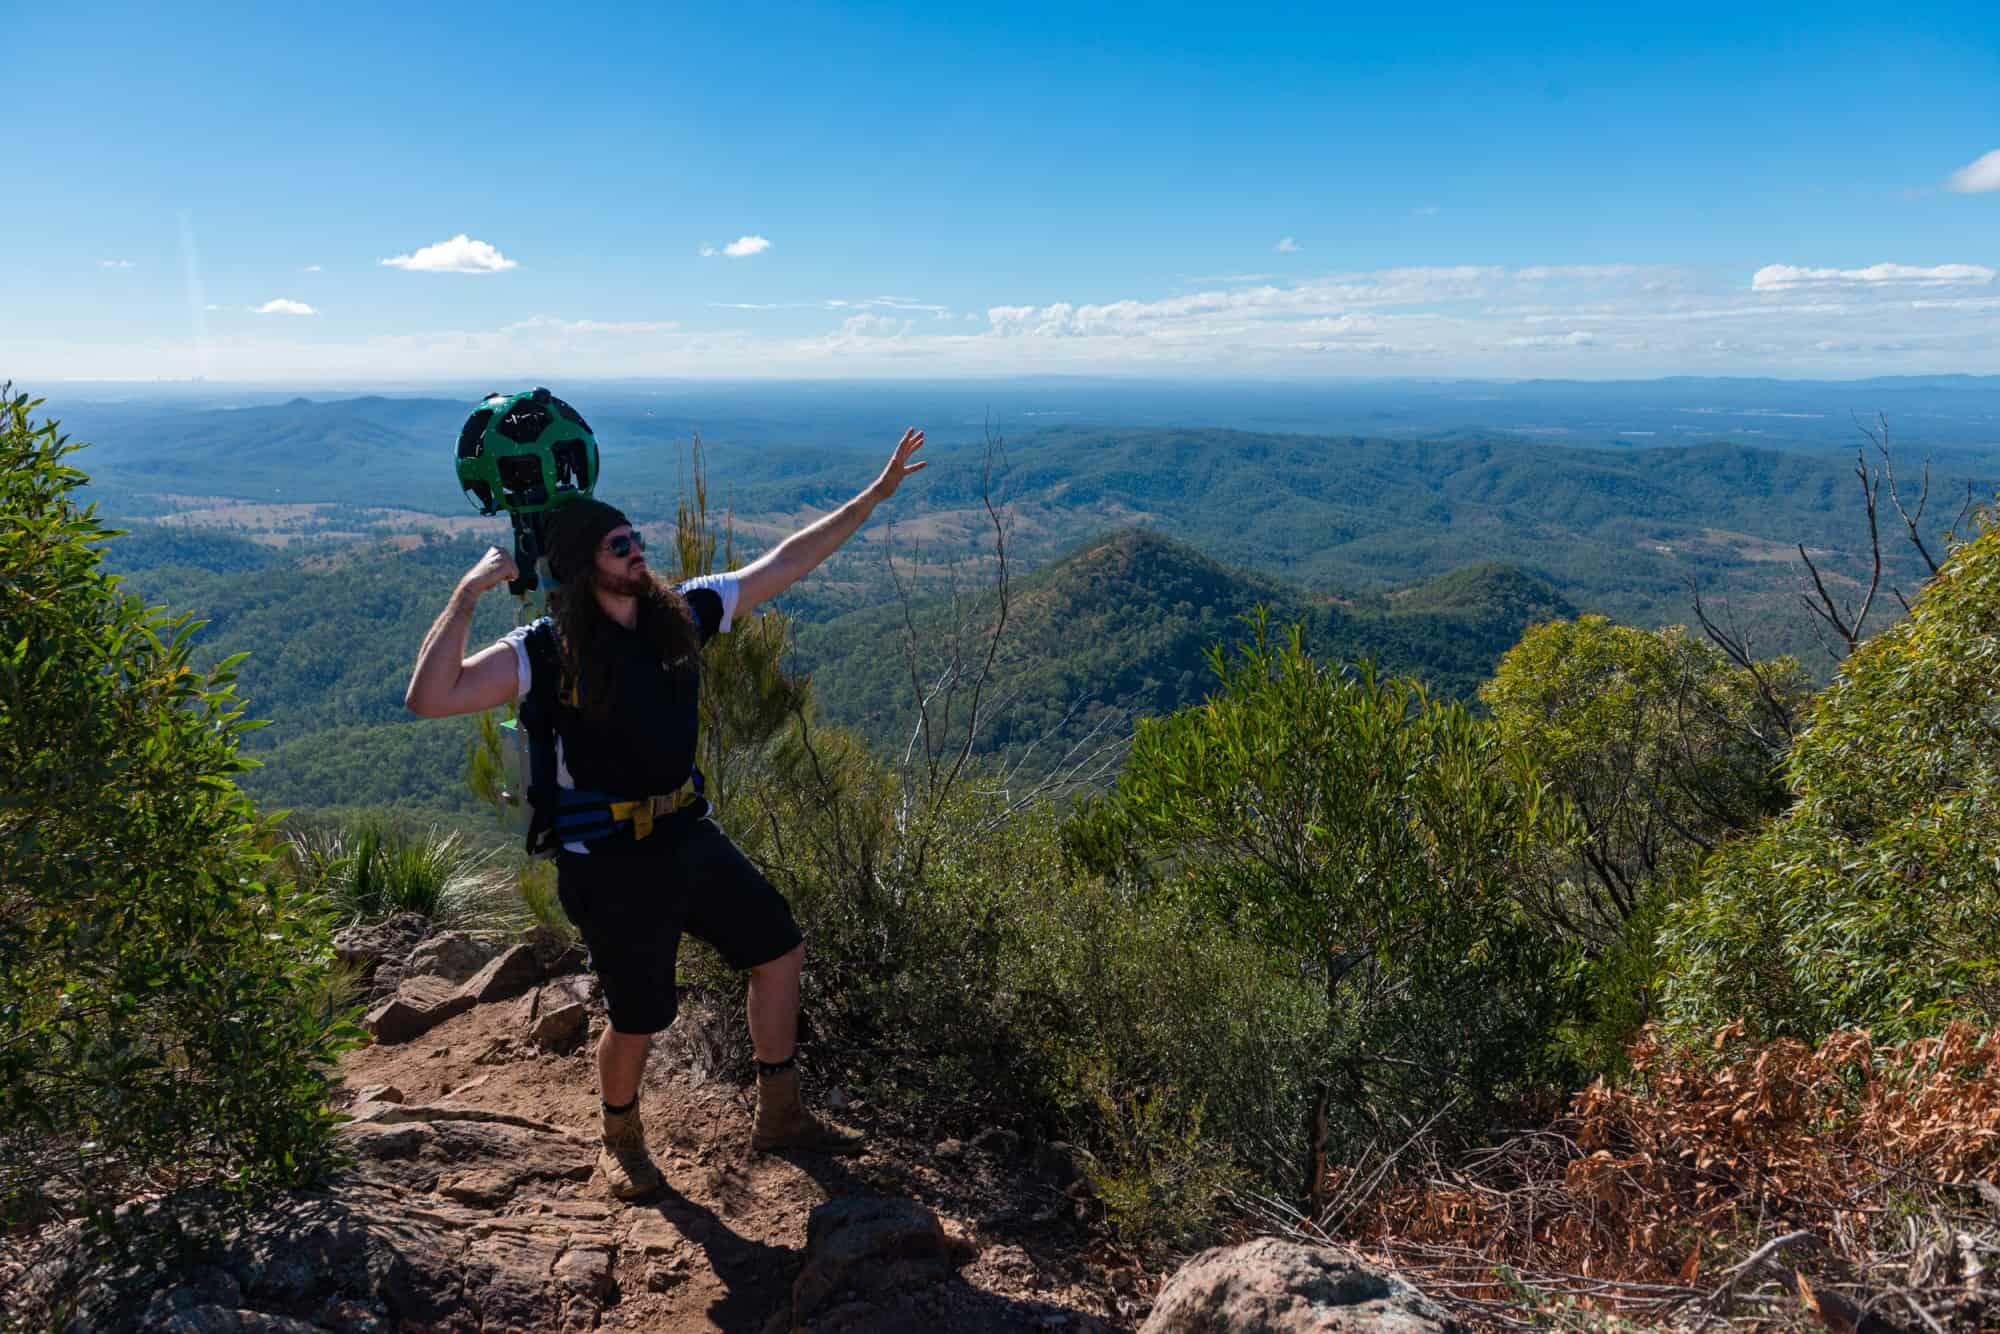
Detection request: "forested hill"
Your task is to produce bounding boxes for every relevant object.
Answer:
[101,521,1567,823]
[795,528,1573,783]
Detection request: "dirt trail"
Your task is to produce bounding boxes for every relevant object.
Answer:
[333,993,1137,1332]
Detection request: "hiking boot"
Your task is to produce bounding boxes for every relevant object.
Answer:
[599,1101,664,1199]
[752,1067,865,1154]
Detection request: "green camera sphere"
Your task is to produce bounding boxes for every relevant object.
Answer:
[455,387,600,515]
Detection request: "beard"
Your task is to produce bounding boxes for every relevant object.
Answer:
[595,562,657,599]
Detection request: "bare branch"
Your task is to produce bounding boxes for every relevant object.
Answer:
[1688,577,1796,740]
[1862,412,1942,577]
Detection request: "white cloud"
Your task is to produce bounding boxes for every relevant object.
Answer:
[100,259,134,269]
[1275,236,1300,253]
[1516,265,1639,281]
[253,298,318,315]
[302,264,322,272]
[1502,330,1596,348]
[723,235,771,258]
[204,303,221,311]
[855,295,949,316]
[380,234,517,273]
[699,245,719,257]
[1752,262,1995,291]
[24,259,2000,380]
[499,316,680,335]
[1945,149,2000,194]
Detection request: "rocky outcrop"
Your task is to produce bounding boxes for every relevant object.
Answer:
[21,1097,609,1333]
[363,943,550,1044]
[362,974,474,1043]
[12,919,1123,1334]
[331,913,428,979]
[1140,1238,1460,1334]
[405,930,501,985]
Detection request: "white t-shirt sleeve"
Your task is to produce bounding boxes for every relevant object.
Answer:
[676,572,742,635]
[499,624,534,702]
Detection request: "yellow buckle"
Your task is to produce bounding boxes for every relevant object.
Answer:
[608,783,697,841]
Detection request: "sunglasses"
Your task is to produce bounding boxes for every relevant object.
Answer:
[603,530,646,558]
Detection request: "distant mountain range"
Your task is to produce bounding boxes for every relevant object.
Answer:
[103,522,1571,823]
[85,395,1987,663]
[793,527,1573,786]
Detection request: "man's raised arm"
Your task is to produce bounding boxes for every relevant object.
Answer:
[733,427,927,616]
[405,545,525,718]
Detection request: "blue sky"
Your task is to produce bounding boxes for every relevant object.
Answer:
[8,1,1999,381]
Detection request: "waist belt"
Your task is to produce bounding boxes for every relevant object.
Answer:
[607,782,703,841]
[553,778,703,845]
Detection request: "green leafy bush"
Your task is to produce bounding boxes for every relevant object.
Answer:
[1070,615,1585,1170]
[1662,515,2000,1042]
[0,389,360,1232]
[1481,616,1803,1068]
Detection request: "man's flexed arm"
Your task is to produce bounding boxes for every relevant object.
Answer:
[405,546,525,718]
[733,428,926,616]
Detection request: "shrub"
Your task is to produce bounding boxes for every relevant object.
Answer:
[0,389,359,1233]
[1348,1024,2000,1329]
[1070,615,1586,1182]
[1661,516,2000,1042]
[282,817,516,931]
[1481,617,1803,1069]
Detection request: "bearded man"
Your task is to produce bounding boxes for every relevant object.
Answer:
[405,426,926,1199]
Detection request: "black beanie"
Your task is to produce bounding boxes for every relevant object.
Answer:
[547,498,630,584]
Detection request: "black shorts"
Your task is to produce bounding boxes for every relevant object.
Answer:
[555,816,804,1035]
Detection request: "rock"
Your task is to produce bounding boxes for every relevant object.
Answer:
[353,1084,404,1105]
[13,1106,605,1333]
[318,1298,393,1333]
[148,1306,327,1332]
[457,943,542,1004]
[134,1265,247,1327]
[1139,1238,1461,1334]
[363,975,474,1044]
[317,1298,392,1333]
[628,1215,685,1257]
[440,1169,519,1207]
[344,1099,571,1136]
[463,1228,567,1332]
[971,1126,1021,1158]
[332,914,428,975]
[343,1122,432,1160]
[1034,1141,1080,1188]
[554,973,601,1008]
[532,1001,588,1053]
[554,1244,616,1301]
[788,1197,971,1325]
[406,931,500,985]
[522,923,589,976]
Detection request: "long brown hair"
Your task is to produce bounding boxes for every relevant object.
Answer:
[550,570,702,721]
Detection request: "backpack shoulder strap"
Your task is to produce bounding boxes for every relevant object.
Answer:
[519,618,561,724]
[518,618,564,858]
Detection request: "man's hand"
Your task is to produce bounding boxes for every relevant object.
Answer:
[867,428,927,503]
[461,545,520,597]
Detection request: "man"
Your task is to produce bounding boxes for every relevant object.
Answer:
[405,425,927,1199]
